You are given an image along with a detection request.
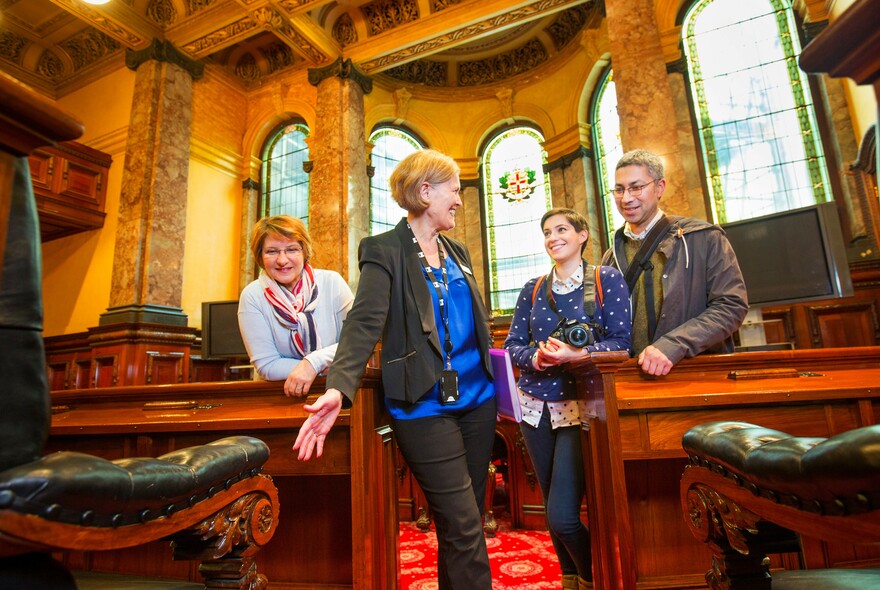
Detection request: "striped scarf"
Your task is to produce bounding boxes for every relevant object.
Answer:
[260,265,320,358]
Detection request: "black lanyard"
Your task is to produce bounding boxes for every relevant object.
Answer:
[409,225,454,369]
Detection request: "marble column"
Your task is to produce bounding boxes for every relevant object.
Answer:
[457,177,486,301]
[307,58,372,284]
[606,0,689,215]
[101,39,203,326]
[239,178,260,292]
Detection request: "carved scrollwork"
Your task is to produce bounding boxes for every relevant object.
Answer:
[252,7,284,29]
[458,39,547,86]
[183,18,258,55]
[59,28,121,72]
[362,0,420,37]
[385,60,447,86]
[261,43,296,75]
[686,483,761,555]
[192,490,276,559]
[37,51,65,81]
[235,53,261,82]
[0,31,27,64]
[147,0,177,27]
[332,13,358,48]
[546,5,593,51]
[186,0,217,16]
[432,0,463,11]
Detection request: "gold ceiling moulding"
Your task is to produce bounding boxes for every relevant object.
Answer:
[51,0,153,48]
[182,17,260,56]
[358,0,584,72]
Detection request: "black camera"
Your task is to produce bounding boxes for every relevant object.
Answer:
[549,318,595,348]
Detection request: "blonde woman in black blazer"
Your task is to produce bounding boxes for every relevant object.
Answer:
[294,149,496,589]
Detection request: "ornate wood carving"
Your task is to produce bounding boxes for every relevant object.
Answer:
[362,0,420,37]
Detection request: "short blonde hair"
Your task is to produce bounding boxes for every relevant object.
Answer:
[250,215,313,270]
[389,149,460,212]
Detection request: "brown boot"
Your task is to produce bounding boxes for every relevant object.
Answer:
[577,576,593,590]
[561,574,578,589]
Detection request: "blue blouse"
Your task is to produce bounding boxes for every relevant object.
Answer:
[504,265,632,402]
[385,254,494,419]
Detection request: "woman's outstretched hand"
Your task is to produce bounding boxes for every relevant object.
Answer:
[292,388,344,460]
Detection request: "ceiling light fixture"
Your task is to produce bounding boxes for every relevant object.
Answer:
[81,0,111,5]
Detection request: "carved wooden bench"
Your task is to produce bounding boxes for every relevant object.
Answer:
[681,421,880,589]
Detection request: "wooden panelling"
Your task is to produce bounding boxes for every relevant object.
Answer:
[572,347,880,590]
[47,375,396,590]
[144,350,185,384]
[808,300,879,347]
[29,140,110,242]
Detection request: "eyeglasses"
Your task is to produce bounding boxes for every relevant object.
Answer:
[263,246,303,258]
[611,180,655,198]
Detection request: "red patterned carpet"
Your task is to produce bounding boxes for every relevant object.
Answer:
[398,516,561,590]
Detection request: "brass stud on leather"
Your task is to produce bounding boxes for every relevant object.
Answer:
[138,508,151,523]
[111,513,124,527]
[45,503,62,520]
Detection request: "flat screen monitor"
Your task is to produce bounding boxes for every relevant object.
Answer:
[201,300,248,358]
[721,201,853,307]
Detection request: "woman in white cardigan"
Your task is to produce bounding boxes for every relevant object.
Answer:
[238,215,354,397]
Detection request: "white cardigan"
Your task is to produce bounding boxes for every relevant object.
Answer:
[237,269,354,381]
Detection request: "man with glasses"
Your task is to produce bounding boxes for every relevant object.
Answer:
[601,149,748,376]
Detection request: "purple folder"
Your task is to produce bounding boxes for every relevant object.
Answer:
[489,348,522,423]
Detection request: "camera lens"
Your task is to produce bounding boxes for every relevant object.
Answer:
[566,325,590,347]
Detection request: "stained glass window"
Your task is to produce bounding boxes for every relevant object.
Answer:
[482,127,552,316]
[592,69,625,244]
[261,122,310,224]
[683,0,830,224]
[369,127,423,235]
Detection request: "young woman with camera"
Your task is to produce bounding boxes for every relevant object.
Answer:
[503,208,631,590]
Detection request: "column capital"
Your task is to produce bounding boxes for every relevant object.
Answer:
[126,39,204,80]
[242,178,260,191]
[307,57,372,94]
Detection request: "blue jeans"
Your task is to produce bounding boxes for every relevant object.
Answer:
[520,406,592,579]
[392,398,496,590]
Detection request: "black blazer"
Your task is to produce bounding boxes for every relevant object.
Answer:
[327,218,493,406]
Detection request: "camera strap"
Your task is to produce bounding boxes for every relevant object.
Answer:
[612,214,671,342]
[536,261,603,334]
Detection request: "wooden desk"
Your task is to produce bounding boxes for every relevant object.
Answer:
[572,347,880,590]
[47,372,397,590]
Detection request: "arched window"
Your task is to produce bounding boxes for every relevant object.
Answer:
[591,68,625,243]
[683,0,830,223]
[261,121,310,224]
[482,127,552,316]
[369,127,423,235]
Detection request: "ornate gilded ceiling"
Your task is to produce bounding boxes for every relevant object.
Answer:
[0,0,600,98]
